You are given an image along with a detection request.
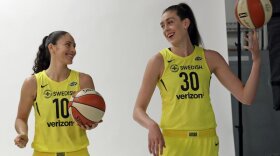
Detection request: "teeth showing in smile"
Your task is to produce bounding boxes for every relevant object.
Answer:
[66,54,74,59]
[167,32,175,38]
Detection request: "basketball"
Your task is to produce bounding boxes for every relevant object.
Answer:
[68,88,106,126]
[235,0,273,29]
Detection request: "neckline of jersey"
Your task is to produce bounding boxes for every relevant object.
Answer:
[43,70,72,84]
[166,45,197,60]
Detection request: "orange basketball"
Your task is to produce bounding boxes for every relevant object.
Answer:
[68,88,106,126]
[235,0,273,29]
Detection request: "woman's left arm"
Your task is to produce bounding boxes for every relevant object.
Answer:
[80,72,95,89]
[207,30,260,105]
[78,72,99,130]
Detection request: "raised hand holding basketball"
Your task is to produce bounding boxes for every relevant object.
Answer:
[244,30,260,61]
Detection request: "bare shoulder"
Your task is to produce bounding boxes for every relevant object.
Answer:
[149,53,164,65]
[148,52,164,71]
[22,75,37,98]
[79,72,95,89]
[204,49,227,72]
[79,72,93,82]
[204,49,224,60]
[147,52,164,78]
[23,75,37,89]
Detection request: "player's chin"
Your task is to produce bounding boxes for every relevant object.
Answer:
[169,39,179,46]
[66,60,74,65]
[65,57,74,64]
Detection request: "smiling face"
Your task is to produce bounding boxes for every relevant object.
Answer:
[49,33,76,65]
[160,10,190,46]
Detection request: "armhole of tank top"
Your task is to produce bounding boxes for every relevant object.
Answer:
[76,71,81,91]
[201,49,212,75]
[34,74,39,102]
[158,51,166,80]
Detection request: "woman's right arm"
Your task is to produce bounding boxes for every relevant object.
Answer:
[14,75,37,148]
[133,53,165,156]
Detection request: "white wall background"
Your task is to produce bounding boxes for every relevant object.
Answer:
[0,0,234,155]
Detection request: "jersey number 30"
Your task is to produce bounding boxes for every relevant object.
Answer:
[179,72,199,91]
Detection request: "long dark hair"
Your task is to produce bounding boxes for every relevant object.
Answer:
[32,31,68,74]
[163,3,202,46]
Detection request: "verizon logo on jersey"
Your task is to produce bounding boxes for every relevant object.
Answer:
[47,120,75,127]
[176,92,204,100]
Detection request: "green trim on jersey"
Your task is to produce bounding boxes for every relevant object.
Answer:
[32,70,89,152]
[157,46,217,130]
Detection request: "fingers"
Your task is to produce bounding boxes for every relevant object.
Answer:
[151,141,158,156]
[157,139,165,156]
[155,140,159,156]
[78,124,87,130]
[84,125,91,130]
[148,139,152,154]
[14,134,28,148]
[84,124,96,130]
[244,30,257,40]
[148,138,165,156]
[77,121,100,130]
[244,32,252,42]
[147,123,166,156]
[151,140,158,156]
[159,139,165,155]
[86,122,99,130]
[243,45,250,50]
[252,29,258,38]
[148,138,156,155]
[90,123,98,129]
[15,141,26,148]
[243,30,259,50]
[76,120,87,130]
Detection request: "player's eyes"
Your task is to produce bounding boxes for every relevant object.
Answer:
[65,43,72,48]
[167,20,173,24]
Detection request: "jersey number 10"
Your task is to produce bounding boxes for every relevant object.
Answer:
[53,98,70,119]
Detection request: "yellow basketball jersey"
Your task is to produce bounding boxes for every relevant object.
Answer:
[157,46,217,130]
[32,70,89,152]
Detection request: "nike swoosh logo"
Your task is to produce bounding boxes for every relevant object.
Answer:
[41,84,48,88]
[195,56,202,61]
[168,59,175,63]
[69,82,77,86]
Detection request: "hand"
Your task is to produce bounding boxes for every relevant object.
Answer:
[14,133,28,148]
[148,123,165,156]
[244,30,260,62]
[77,120,102,130]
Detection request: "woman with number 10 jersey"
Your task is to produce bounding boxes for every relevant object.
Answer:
[133,3,261,156]
[14,31,100,156]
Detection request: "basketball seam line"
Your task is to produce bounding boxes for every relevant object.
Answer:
[75,91,101,98]
[71,106,96,123]
[72,101,105,111]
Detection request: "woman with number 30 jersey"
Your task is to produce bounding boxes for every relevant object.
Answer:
[14,31,100,156]
[133,3,261,156]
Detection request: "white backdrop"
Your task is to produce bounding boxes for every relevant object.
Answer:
[0,0,234,155]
